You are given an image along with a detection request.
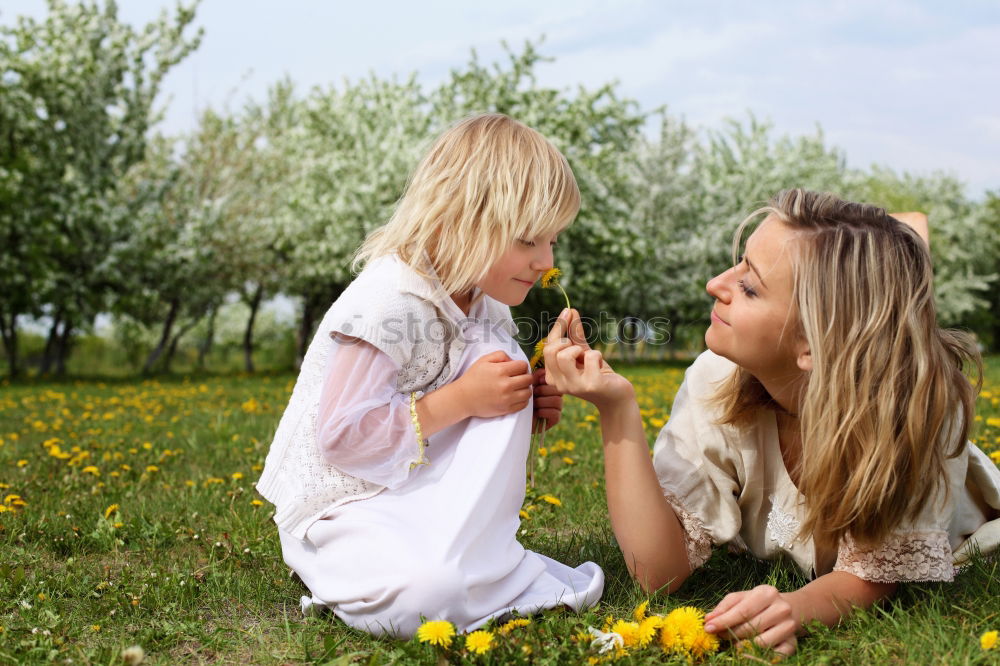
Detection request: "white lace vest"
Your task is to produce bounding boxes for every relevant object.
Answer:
[256,256,516,539]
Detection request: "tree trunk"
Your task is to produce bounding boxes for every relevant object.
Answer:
[40,308,64,375]
[164,316,200,373]
[296,293,319,369]
[54,316,73,377]
[0,310,20,379]
[143,298,180,374]
[197,306,217,369]
[243,284,264,373]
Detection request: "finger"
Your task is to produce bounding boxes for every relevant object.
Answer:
[533,394,562,410]
[582,349,604,375]
[771,636,797,658]
[511,388,533,407]
[532,367,547,385]
[533,383,561,399]
[554,345,586,373]
[705,592,746,626]
[750,620,798,652]
[705,592,773,634]
[509,374,537,390]
[546,309,571,343]
[568,310,590,349]
[481,350,511,363]
[721,602,791,640]
[534,409,561,429]
[499,360,531,376]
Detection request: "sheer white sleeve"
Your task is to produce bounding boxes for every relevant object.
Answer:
[315,336,422,489]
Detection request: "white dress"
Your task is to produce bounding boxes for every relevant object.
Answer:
[279,312,604,638]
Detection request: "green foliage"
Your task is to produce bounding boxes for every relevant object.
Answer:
[0,0,202,376]
[2,14,999,375]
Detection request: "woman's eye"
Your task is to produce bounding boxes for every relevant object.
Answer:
[737,279,758,298]
[517,238,536,247]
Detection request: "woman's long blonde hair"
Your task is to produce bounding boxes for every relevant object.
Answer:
[353,113,580,295]
[715,189,981,551]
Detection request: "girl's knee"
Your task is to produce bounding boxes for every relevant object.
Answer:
[360,560,468,637]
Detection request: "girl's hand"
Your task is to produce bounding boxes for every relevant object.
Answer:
[543,309,634,412]
[704,584,800,657]
[531,368,562,431]
[457,350,535,419]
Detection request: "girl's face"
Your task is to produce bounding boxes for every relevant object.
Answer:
[705,216,808,380]
[476,231,560,306]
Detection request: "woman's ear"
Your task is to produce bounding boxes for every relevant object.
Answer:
[795,338,813,372]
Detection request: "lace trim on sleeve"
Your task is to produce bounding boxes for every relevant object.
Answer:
[662,491,714,570]
[834,530,954,583]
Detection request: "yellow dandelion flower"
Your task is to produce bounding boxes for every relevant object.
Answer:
[145,465,159,473]
[633,600,649,621]
[16,460,28,467]
[519,509,530,520]
[990,451,1000,464]
[251,499,264,507]
[91,624,101,632]
[465,629,494,655]
[540,267,571,308]
[688,629,720,658]
[660,606,717,656]
[231,472,244,480]
[983,630,998,650]
[104,504,120,519]
[638,615,664,647]
[529,340,546,370]
[82,466,100,475]
[416,620,455,647]
[499,618,531,634]
[38,593,46,601]
[539,494,562,506]
[610,619,642,648]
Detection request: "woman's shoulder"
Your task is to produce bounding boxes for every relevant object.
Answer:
[682,350,737,397]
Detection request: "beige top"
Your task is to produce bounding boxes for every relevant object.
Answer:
[652,351,1000,583]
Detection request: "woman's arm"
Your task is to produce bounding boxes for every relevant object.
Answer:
[544,310,692,592]
[703,573,896,656]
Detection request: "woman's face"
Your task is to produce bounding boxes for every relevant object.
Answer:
[705,216,808,381]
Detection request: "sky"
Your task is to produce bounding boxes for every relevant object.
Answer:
[4,0,1000,197]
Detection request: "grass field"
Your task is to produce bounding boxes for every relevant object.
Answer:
[1,358,998,664]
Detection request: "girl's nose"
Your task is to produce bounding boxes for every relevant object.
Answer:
[531,245,554,272]
[706,267,734,302]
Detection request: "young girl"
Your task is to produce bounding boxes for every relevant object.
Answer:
[256,114,603,638]
[543,189,1000,656]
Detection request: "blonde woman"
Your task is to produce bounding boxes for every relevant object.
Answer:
[543,189,1000,656]
[257,114,603,637]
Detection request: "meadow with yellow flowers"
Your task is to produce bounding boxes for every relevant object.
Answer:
[1,359,998,664]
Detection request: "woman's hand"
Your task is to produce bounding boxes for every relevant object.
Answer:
[704,585,800,657]
[543,309,634,412]
[531,368,563,431]
[455,350,535,419]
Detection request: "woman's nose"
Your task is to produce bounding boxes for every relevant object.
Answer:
[706,267,733,301]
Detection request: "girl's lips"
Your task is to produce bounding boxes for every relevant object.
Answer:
[514,278,534,286]
[711,309,730,326]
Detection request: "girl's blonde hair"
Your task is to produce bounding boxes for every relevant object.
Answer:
[353,113,580,295]
[714,189,981,551]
